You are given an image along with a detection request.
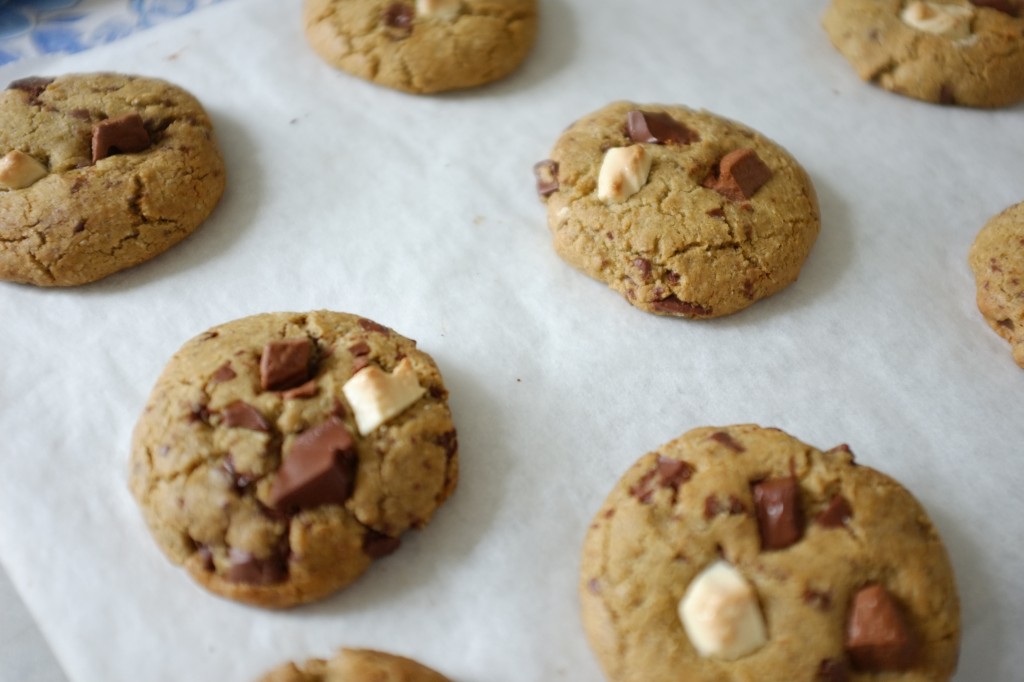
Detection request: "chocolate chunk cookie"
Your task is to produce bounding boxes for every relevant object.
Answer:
[303,0,538,94]
[580,425,960,682]
[129,311,459,608]
[0,73,225,286]
[969,201,1024,367]
[260,648,451,682]
[534,102,820,319]
[823,0,1024,107]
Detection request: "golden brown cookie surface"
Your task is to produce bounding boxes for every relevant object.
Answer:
[580,425,960,682]
[822,0,1024,107]
[0,72,225,286]
[130,311,458,608]
[260,648,452,682]
[303,0,538,94]
[535,102,820,319]
[969,201,1024,367]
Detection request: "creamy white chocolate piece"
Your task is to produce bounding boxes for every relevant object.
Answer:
[0,150,47,190]
[417,0,461,19]
[679,560,768,660]
[901,2,974,39]
[597,145,652,203]
[342,358,427,435]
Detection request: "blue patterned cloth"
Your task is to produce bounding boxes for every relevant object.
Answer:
[0,0,227,66]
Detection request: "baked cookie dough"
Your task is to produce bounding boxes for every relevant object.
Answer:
[534,102,820,319]
[0,72,225,286]
[260,648,451,682]
[303,0,538,94]
[580,425,960,682]
[129,311,459,608]
[969,201,1024,367]
[823,0,1024,107]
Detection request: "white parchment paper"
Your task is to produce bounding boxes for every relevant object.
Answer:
[1,1,1022,680]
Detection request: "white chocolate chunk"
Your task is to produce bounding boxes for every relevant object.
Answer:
[597,145,652,203]
[901,2,974,39]
[416,0,461,19]
[0,150,47,190]
[679,560,768,660]
[342,358,427,435]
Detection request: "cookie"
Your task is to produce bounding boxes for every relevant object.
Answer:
[823,0,1024,107]
[303,0,538,94]
[260,648,451,682]
[580,425,960,681]
[0,73,225,286]
[969,201,1024,367]
[129,311,459,608]
[534,102,820,319]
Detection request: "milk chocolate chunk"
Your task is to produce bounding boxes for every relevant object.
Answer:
[225,547,287,585]
[384,2,414,30]
[846,584,918,671]
[260,337,314,391]
[704,148,772,202]
[7,76,53,102]
[626,110,699,145]
[650,295,712,316]
[630,456,694,503]
[211,361,237,384]
[816,494,853,528]
[363,529,402,558]
[751,476,804,550]
[534,159,559,197]
[222,401,270,432]
[91,113,151,164]
[269,417,357,511]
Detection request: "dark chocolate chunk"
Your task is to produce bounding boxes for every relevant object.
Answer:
[188,403,211,425]
[970,0,1021,16]
[358,318,390,334]
[282,379,319,400]
[816,494,853,528]
[221,401,270,432]
[626,110,699,145]
[269,417,357,511]
[630,456,694,503]
[224,547,287,585]
[751,476,804,550]
[650,295,712,317]
[816,659,850,682]
[939,83,957,106]
[91,113,151,164]
[435,430,458,459]
[363,529,402,559]
[703,148,773,202]
[383,3,414,31]
[845,584,918,671]
[533,159,559,197]
[211,361,237,384]
[7,76,53,102]
[348,341,372,357]
[260,337,314,391]
[710,431,745,452]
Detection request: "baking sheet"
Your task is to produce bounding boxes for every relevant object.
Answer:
[0,1,1022,680]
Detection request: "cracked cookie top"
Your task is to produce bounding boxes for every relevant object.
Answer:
[303,0,538,94]
[969,200,1024,368]
[823,0,1024,107]
[129,311,459,609]
[580,425,960,682]
[535,102,820,319]
[0,72,225,286]
[260,647,452,682]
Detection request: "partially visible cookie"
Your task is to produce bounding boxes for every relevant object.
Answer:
[0,72,225,286]
[535,102,820,319]
[303,0,538,94]
[580,425,960,682]
[969,201,1024,367]
[129,311,459,608]
[260,648,451,682]
[823,0,1024,107]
